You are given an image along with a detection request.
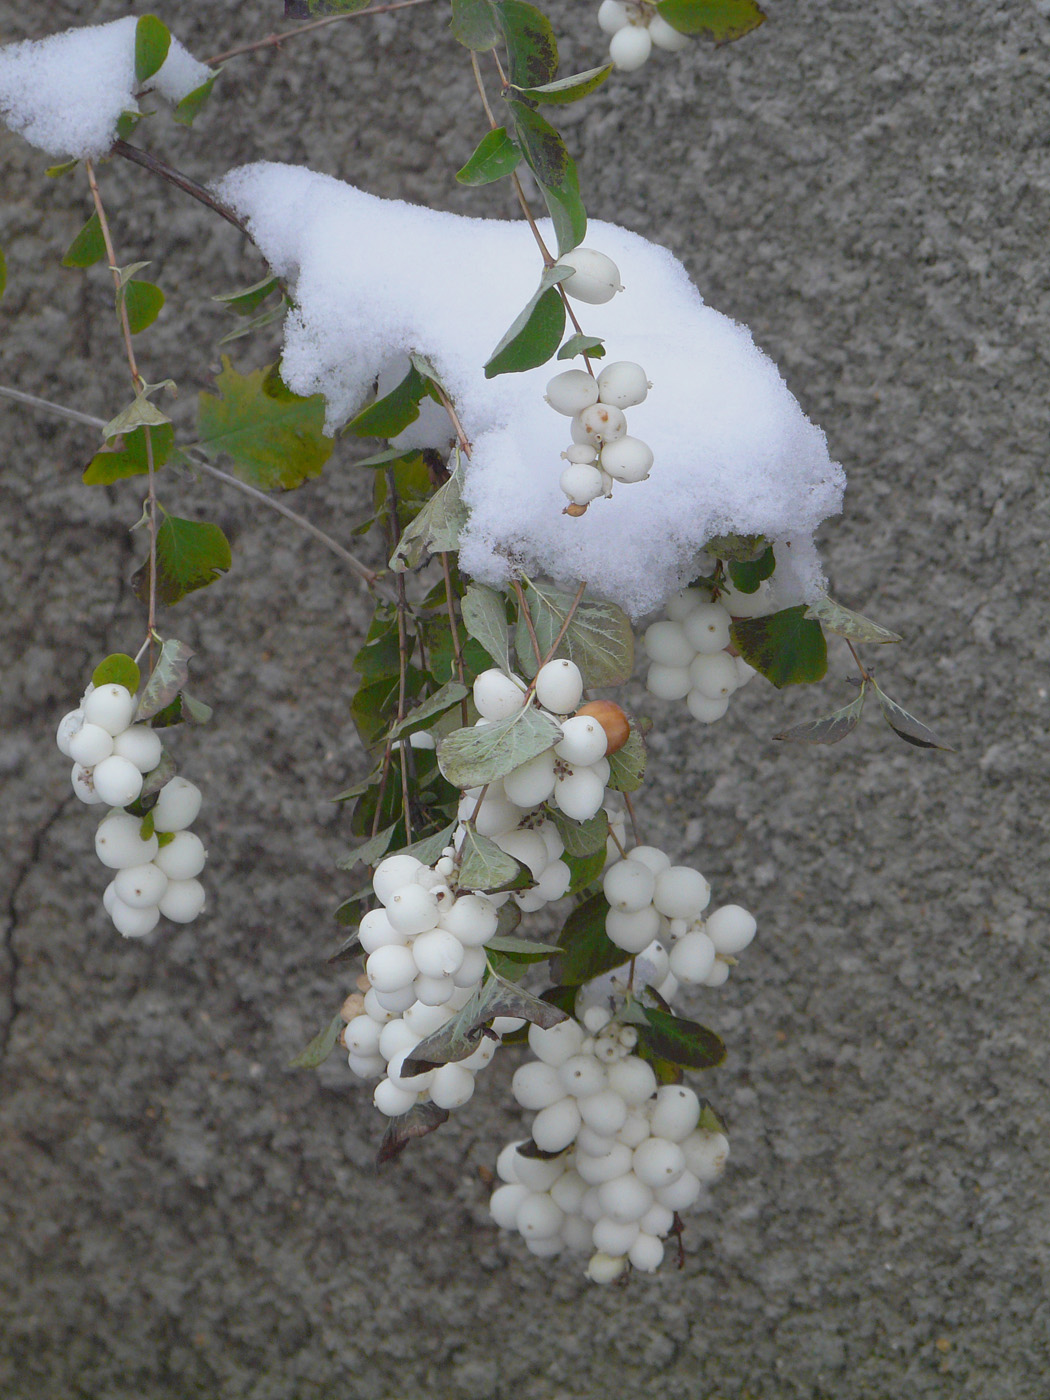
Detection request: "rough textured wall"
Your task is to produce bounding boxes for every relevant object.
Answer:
[1,2,1048,1397]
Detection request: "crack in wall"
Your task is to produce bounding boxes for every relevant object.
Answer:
[0,793,72,1072]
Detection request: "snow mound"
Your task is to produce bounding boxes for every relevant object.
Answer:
[214,161,846,617]
[0,17,210,160]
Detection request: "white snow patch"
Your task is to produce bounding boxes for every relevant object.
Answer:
[214,161,846,617]
[0,17,210,161]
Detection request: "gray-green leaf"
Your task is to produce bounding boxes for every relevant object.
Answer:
[773,683,868,745]
[437,705,563,789]
[462,583,511,672]
[805,593,902,645]
[390,468,467,571]
[514,578,634,686]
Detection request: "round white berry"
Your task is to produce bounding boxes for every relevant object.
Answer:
[596,360,650,409]
[646,663,692,701]
[110,898,161,939]
[682,602,732,655]
[112,724,164,774]
[603,858,656,914]
[531,1097,583,1153]
[607,1055,657,1106]
[412,973,455,1006]
[430,1061,476,1109]
[655,1169,702,1211]
[553,766,606,822]
[684,1130,730,1181]
[386,1047,434,1093]
[562,443,598,465]
[345,1016,383,1057]
[536,860,571,902]
[56,708,84,757]
[358,908,404,953]
[151,777,202,833]
[628,1232,665,1272]
[639,1203,674,1238]
[686,689,730,724]
[153,830,207,882]
[373,1077,417,1117]
[592,1216,639,1257]
[632,1136,687,1189]
[490,1182,529,1230]
[502,751,557,808]
[82,683,136,736]
[114,862,168,910]
[366,944,417,994]
[601,436,653,484]
[618,1110,652,1149]
[648,13,690,50]
[644,620,693,667]
[705,904,757,955]
[626,845,671,878]
[440,894,498,947]
[534,659,584,715]
[597,1172,654,1223]
[650,1085,701,1142]
[652,866,711,920]
[669,929,717,985]
[513,1150,566,1194]
[511,1061,566,1112]
[703,958,731,988]
[689,651,739,700]
[411,927,466,978]
[374,984,417,1014]
[347,1052,386,1080]
[473,669,527,721]
[560,463,605,506]
[95,813,158,870]
[71,764,102,805]
[528,1018,585,1066]
[597,0,630,34]
[576,402,628,446]
[576,1141,633,1185]
[578,1089,629,1136]
[585,1251,627,1284]
[555,248,624,305]
[516,1193,564,1241]
[386,884,440,936]
[609,23,652,71]
[452,943,488,987]
[555,715,608,767]
[559,1054,606,1099]
[67,722,115,769]
[545,368,600,416]
[91,755,144,808]
[720,579,775,618]
[551,1169,588,1215]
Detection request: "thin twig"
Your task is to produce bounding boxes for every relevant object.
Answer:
[431,382,472,458]
[622,791,642,847]
[440,551,470,725]
[204,0,438,66]
[110,141,252,240]
[0,386,390,595]
[85,157,159,658]
[511,579,543,667]
[543,579,587,663]
[386,467,414,845]
[470,51,499,129]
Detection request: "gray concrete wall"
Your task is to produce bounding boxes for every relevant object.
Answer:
[1,1,1048,1396]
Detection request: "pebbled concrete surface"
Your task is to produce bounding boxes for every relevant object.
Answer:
[1,1,1049,1397]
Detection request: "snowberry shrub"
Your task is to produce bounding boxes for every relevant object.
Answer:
[0,0,949,1283]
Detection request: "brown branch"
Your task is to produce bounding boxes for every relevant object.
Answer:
[440,552,470,725]
[204,0,438,67]
[511,579,543,668]
[110,140,252,240]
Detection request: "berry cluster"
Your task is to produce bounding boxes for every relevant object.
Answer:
[57,680,207,937]
[491,1014,729,1281]
[598,1,691,73]
[603,850,756,995]
[547,362,654,513]
[343,851,526,1113]
[643,581,777,722]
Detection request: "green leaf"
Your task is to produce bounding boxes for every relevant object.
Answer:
[400,972,567,1077]
[400,820,459,867]
[61,212,106,269]
[496,0,559,87]
[727,544,775,594]
[450,0,501,49]
[484,265,569,379]
[348,362,428,439]
[805,593,902,645]
[46,159,79,178]
[462,583,511,673]
[387,680,469,741]
[730,605,828,689]
[515,64,614,105]
[485,934,562,961]
[514,578,634,687]
[606,727,646,792]
[377,1101,450,1166]
[217,302,287,346]
[351,669,425,748]
[115,111,142,142]
[173,70,219,126]
[562,846,607,895]
[213,275,280,317]
[92,654,141,692]
[353,607,402,681]
[135,15,171,83]
[637,1006,726,1071]
[872,683,954,752]
[327,924,363,958]
[138,748,176,803]
[438,705,562,789]
[390,468,467,570]
[135,638,194,721]
[456,827,527,892]
[132,515,232,607]
[102,394,171,440]
[552,892,626,987]
[122,279,165,335]
[773,684,868,745]
[83,422,175,484]
[557,333,605,361]
[197,357,334,490]
[456,126,522,186]
[707,532,766,563]
[549,807,608,857]
[655,0,766,42]
[506,100,586,256]
[288,1011,344,1069]
[337,823,398,872]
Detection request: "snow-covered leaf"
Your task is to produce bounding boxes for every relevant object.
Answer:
[390,469,467,570]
